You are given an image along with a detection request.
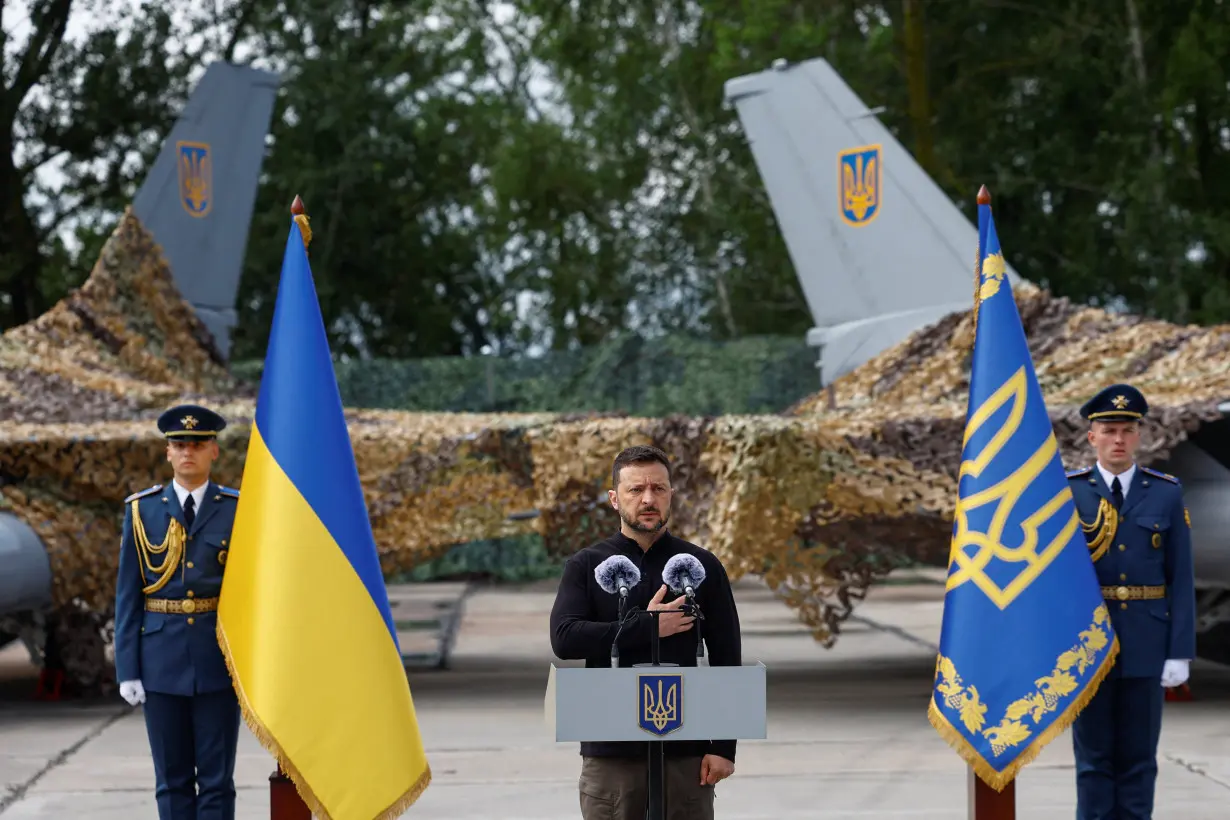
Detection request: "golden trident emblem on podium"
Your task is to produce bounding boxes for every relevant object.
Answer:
[638,673,683,736]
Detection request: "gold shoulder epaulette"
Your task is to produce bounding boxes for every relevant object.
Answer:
[1066,466,1093,479]
[215,486,240,499]
[1141,466,1180,485]
[125,484,163,504]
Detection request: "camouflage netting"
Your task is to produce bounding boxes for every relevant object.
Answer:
[0,209,565,691]
[2,208,1228,694]
[788,279,1228,463]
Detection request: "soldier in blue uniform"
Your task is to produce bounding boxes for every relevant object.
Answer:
[1067,384,1196,820]
[113,404,243,820]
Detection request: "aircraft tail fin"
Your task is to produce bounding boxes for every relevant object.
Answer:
[723,58,1020,384]
[131,61,280,362]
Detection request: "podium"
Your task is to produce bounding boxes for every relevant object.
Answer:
[545,660,767,820]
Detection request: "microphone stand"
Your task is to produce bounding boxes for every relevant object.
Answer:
[685,594,706,661]
[632,610,679,820]
[613,591,702,820]
[648,611,667,820]
[611,595,634,666]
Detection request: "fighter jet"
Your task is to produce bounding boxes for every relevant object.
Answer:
[723,56,1230,667]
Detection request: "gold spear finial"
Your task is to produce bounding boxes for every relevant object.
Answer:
[291,195,311,248]
[971,185,993,334]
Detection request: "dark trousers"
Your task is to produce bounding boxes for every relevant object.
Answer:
[143,688,242,820]
[578,755,715,820]
[1072,674,1164,820]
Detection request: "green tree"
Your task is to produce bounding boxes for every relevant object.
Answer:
[0,0,259,329]
[7,0,1230,355]
[229,0,591,359]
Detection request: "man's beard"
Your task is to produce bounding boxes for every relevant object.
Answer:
[620,505,670,534]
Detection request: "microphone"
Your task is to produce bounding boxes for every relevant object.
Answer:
[663,554,707,660]
[595,555,641,600]
[663,554,705,599]
[596,555,641,666]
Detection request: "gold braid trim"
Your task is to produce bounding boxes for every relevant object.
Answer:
[131,499,185,595]
[1079,498,1117,563]
[215,620,432,820]
[927,603,1120,792]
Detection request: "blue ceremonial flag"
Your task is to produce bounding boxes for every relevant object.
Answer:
[928,187,1118,791]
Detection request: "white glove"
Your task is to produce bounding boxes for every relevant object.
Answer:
[1161,660,1190,688]
[119,679,146,706]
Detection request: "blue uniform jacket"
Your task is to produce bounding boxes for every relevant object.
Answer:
[113,480,239,696]
[1067,465,1196,678]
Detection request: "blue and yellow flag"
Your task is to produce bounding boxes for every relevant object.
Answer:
[928,188,1118,791]
[217,208,430,819]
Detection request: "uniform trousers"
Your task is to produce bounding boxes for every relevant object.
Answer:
[1071,674,1165,820]
[143,688,242,820]
[579,755,716,820]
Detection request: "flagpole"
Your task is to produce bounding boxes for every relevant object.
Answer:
[266,194,315,820]
[966,183,1016,820]
[271,764,311,820]
[969,769,1015,819]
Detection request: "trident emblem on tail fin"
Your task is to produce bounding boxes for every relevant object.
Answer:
[838,144,881,226]
[177,141,212,217]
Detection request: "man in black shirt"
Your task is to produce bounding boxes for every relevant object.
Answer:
[549,444,743,820]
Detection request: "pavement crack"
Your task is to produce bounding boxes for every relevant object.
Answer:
[1164,752,1230,790]
[847,614,939,653]
[0,706,132,815]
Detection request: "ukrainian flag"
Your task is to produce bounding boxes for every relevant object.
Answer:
[928,187,1118,791]
[217,206,430,818]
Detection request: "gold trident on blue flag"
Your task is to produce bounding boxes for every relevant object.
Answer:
[927,186,1119,794]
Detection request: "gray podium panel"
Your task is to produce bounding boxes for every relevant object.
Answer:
[545,662,767,742]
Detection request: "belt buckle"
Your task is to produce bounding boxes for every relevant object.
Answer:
[181,598,196,614]
[1116,586,1129,601]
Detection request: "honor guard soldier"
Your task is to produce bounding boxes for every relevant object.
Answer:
[1067,384,1196,820]
[113,404,243,820]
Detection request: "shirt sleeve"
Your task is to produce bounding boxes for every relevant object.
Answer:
[701,558,743,762]
[1165,487,1196,661]
[113,503,144,683]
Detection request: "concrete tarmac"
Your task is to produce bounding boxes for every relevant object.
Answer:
[1,573,1228,818]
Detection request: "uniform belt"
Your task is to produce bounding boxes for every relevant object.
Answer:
[144,596,219,614]
[1101,585,1165,602]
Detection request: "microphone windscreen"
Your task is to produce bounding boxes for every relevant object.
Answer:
[595,555,642,594]
[662,553,706,593]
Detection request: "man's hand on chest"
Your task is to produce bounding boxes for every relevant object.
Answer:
[645,583,695,638]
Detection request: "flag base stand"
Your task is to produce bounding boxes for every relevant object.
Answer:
[270,766,311,819]
[1164,684,1192,702]
[969,769,1015,819]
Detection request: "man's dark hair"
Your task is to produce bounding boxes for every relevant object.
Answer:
[611,445,672,489]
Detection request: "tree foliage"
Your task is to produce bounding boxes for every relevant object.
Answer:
[3,0,1230,362]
